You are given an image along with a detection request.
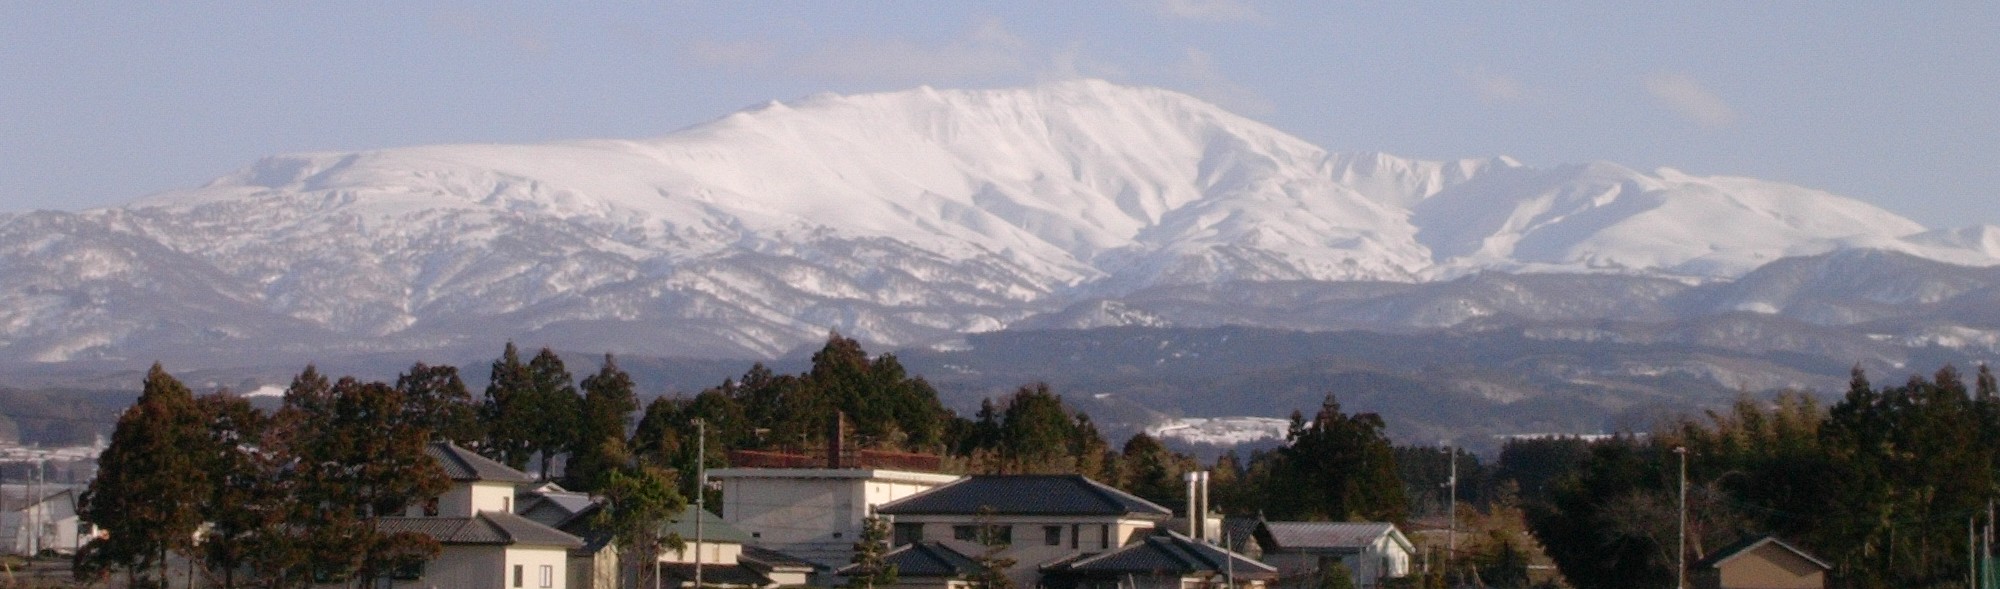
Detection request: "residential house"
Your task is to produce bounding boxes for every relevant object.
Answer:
[1252,522,1414,589]
[709,453,960,570]
[371,442,585,589]
[517,485,618,589]
[653,505,812,588]
[874,474,1175,588]
[0,487,85,556]
[1690,535,1830,589]
[1049,531,1277,589]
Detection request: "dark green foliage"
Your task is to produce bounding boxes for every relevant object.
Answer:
[1394,445,1493,519]
[1523,365,2000,589]
[526,348,581,480]
[567,354,639,493]
[595,465,687,589]
[396,362,482,445]
[482,343,538,469]
[849,516,899,589]
[1253,395,1407,523]
[1473,531,1530,589]
[76,364,211,585]
[192,392,276,589]
[284,376,452,586]
[1315,561,1358,589]
[1119,433,1192,510]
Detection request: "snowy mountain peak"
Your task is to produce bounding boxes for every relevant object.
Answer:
[7,80,1999,363]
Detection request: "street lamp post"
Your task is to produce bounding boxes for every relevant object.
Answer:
[1675,446,1688,589]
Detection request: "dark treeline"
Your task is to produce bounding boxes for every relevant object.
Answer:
[1514,365,2000,589]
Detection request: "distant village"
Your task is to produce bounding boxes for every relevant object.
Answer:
[15,337,1988,589]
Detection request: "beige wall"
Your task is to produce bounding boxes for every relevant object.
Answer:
[570,546,620,589]
[664,540,743,564]
[411,481,518,517]
[1709,543,1825,589]
[391,545,506,589]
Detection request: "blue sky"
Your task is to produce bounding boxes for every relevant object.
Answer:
[3,2,1996,228]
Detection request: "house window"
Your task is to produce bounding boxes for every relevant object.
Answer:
[1045,526,1063,546]
[513,564,523,588]
[540,565,554,588]
[953,524,1010,546]
[391,559,424,580]
[894,522,924,545]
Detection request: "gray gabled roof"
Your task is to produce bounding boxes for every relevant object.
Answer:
[876,475,1172,518]
[742,545,818,572]
[377,511,583,548]
[660,506,752,545]
[1065,531,1276,579]
[1691,535,1831,571]
[1256,522,1413,554]
[426,442,535,484]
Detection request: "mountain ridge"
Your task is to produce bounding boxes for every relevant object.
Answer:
[3,79,1996,364]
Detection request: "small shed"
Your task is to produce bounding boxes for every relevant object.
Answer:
[1690,535,1830,589]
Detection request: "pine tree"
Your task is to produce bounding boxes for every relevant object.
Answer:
[76,364,212,586]
[568,354,638,493]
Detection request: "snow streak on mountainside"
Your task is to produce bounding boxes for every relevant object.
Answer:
[1,80,1995,364]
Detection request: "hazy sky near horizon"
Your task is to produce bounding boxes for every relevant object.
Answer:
[3,3,1996,228]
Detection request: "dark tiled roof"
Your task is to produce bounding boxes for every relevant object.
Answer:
[519,490,602,529]
[660,506,752,545]
[876,475,1171,518]
[1691,535,1831,571]
[1256,522,1409,553]
[656,563,772,588]
[426,442,535,483]
[742,545,819,572]
[1066,532,1276,579]
[377,512,583,548]
[842,541,984,578]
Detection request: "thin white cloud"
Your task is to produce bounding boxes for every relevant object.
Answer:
[1145,0,1264,22]
[1644,72,1737,128]
[1457,66,1528,103]
[1174,47,1275,117]
[790,18,1031,83]
[685,39,781,69]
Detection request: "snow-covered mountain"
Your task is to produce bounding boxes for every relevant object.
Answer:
[2,80,1995,365]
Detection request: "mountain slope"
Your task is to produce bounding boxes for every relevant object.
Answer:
[2,80,1995,365]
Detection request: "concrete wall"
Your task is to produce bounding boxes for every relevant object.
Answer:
[711,468,957,567]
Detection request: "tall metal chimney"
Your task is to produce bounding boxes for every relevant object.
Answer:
[1185,472,1200,537]
[1197,471,1210,541]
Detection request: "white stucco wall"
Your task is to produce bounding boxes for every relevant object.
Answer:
[710,468,958,567]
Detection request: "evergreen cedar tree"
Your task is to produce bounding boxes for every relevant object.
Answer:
[1523,364,2000,589]
[77,363,210,586]
[78,363,452,588]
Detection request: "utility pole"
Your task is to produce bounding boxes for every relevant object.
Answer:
[1675,446,1688,589]
[695,418,706,589]
[1447,446,1457,558]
